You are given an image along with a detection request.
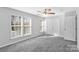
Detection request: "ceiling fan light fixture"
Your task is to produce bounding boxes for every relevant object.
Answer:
[37,8,55,16]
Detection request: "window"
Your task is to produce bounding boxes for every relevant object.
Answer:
[23,18,32,36]
[11,16,21,38]
[40,20,46,32]
[11,15,32,39]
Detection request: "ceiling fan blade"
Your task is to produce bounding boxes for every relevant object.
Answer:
[48,13,55,14]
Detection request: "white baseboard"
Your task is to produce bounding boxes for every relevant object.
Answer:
[0,33,42,48]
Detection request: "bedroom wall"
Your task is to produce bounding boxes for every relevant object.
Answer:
[45,15,64,36]
[0,7,43,48]
[45,10,76,42]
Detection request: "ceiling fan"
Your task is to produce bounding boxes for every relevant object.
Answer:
[37,8,55,16]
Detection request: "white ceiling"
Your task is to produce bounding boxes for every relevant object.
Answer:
[10,7,77,17]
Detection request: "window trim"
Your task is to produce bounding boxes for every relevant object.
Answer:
[11,15,32,39]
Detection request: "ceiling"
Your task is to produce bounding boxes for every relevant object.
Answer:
[10,7,77,17]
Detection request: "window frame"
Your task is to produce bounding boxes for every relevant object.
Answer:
[40,19,46,32]
[11,15,32,39]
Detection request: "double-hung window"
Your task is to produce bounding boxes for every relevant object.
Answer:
[40,20,46,32]
[11,15,32,39]
[23,18,32,36]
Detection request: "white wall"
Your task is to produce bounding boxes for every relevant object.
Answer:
[45,10,76,42]
[45,15,63,36]
[0,7,43,48]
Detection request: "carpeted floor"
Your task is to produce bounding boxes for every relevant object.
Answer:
[0,36,78,52]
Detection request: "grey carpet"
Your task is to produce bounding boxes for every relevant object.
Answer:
[0,36,78,52]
